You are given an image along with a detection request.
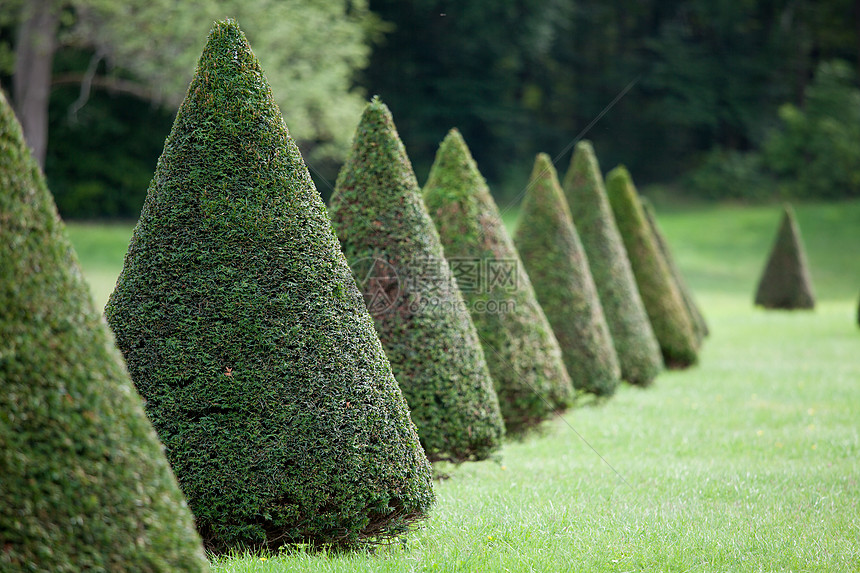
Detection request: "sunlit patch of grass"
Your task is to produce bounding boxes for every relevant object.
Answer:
[66,222,134,310]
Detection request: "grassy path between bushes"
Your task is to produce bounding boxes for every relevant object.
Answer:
[69,200,860,572]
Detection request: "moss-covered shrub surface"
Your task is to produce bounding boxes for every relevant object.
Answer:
[754,205,816,310]
[329,100,504,461]
[0,92,209,572]
[104,21,433,553]
[562,141,663,387]
[606,166,699,368]
[514,153,620,397]
[641,197,709,342]
[423,129,573,433]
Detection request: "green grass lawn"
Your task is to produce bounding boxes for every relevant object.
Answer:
[66,222,136,310]
[67,200,860,572]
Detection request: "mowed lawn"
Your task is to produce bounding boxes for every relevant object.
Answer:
[67,200,860,572]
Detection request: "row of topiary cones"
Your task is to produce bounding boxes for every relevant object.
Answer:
[1,20,709,569]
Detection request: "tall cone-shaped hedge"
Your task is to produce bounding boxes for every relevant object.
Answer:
[514,153,621,396]
[329,99,504,461]
[606,166,699,368]
[640,197,709,343]
[423,129,573,432]
[104,22,433,552]
[754,205,816,310]
[0,92,209,572]
[562,141,662,387]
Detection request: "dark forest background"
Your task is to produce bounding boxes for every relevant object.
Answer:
[3,0,859,218]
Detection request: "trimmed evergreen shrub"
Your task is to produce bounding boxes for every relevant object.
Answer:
[754,205,816,310]
[514,153,621,397]
[423,129,574,432]
[562,141,663,387]
[104,21,434,552]
[329,99,505,460]
[0,91,209,572]
[640,197,710,342]
[606,165,699,368]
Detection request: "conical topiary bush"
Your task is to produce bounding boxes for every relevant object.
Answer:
[640,197,709,343]
[329,99,505,461]
[514,153,621,397]
[562,141,663,387]
[423,129,574,432]
[754,205,816,310]
[606,165,699,368]
[104,21,434,552]
[0,91,209,572]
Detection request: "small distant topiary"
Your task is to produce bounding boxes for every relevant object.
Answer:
[104,21,434,552]
[754,205,816,310]
[562,141,663,387]
[640,197,710,343]
[0,91,209,572]
[423,129,574,433]
[514,153,621,397]
[606,165,699,368]
[329,99,505,461]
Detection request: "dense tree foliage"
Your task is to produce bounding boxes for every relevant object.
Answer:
[762,61,860,199]
[362,0,564,195]
[365,0,860,200]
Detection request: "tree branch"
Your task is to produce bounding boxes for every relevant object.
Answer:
[51,73,157,103]
[68,49,106,120]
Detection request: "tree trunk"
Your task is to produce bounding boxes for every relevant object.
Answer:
[855,0,860,79]
[13,0,59,170]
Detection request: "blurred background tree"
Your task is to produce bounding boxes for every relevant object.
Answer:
[0,0,379,217]
[1,0,858,218]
